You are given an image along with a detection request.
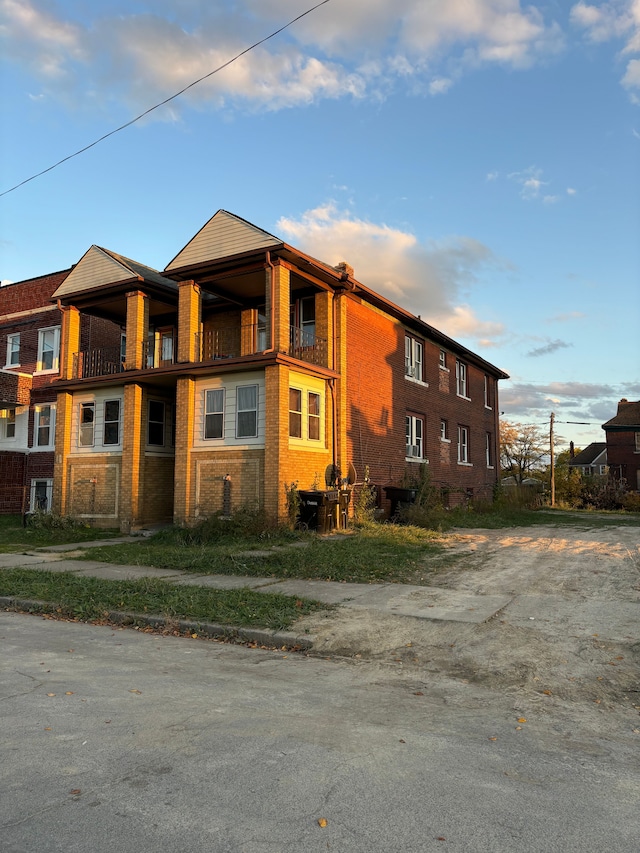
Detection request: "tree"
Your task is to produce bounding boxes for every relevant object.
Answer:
[499,420,548,484]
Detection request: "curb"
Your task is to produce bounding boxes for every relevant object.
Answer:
[0,597,315,651]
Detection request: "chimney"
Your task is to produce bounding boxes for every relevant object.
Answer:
[569,441,575,459]
[334,261,354,278]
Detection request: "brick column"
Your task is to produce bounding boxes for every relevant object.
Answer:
[52,391,73,516]
[59,306,81,380]
[173,376,195,525]
[315,290,333,370]
[178,280,201,363]
[266,262,290,354]
[125,291,149,370]
[120,383,145,532]
[241,308,257,356]
[264,363,289,522]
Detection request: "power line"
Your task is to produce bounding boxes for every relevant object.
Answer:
[0,0,331,198]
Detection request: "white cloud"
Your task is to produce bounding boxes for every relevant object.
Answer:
[571,1,640,92]
[566,186,577,195]
[0,0,565,115]
[509,166,549,200]
[486,171,499,181]
[276,203,508,346]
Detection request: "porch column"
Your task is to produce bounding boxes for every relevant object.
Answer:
[264,363,289,522]
[120,383,146,532]
[125,291,149,370]
[53,391,73,516]
[173,376,195,525]
[178,280,201,363]
[265,262,290,354]
[315,290,333,370]
[59,306,81,380]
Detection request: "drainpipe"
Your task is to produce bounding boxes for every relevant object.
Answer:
[263,251,277,354]
[328,377,338,485]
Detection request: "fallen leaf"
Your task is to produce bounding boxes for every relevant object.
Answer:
[128,689,142,694]
[616,656,624,661]
[47,693,56,697]
[317,818,328,828]
[437,837,446,841]
[65,691,74,695]
[399,739,406,744]
[594,699,601,704]
[191,634,198,639]
[68,649,74,653]
[543,690,552,696]
[517,717,527,723]
[413,691,424,696]
[70,789,81,796]
[515,726,522,731]
[488,737,497,741]
[405,642,413,647]
[44,727,52,731]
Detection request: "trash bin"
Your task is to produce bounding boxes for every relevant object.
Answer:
[298,490,339,532]
[383,486,418,519]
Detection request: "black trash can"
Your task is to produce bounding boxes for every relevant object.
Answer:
[298,490,339,532]
[383,486,418,519]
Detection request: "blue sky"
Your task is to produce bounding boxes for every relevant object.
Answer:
[1,0,639,449]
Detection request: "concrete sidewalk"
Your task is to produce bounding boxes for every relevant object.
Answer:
[0,539,511,648]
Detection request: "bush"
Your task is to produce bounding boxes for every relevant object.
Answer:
[26,511,89,531]
[154,505,293,546]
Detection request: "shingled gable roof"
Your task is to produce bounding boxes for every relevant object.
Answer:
[52,245,178,301]
[165,210,282,272]
[569,443,607,466]
[602,399,640,431]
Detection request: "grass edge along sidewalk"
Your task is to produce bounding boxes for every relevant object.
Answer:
[0,569,326,647]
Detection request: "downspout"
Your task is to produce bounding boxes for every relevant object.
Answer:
[329,377,338,485]
[263,251,277,355]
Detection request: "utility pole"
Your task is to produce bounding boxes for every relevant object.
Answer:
[550,412,555,507]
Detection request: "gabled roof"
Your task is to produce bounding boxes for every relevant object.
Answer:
[165,210,282,272]
[602,399,640,431]
[569,442,607,466]
[52,246,178,300]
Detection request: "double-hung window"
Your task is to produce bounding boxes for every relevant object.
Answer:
[406,414,424,460]
[148,401,165,446]
[484,375,493,408]
[289,389,302,438]
[308,392,321,441]
[35,404,55,448]
[404,336,424,381]
[79,402,95,447]
[1,408,16,439]
[456,360,468,398]
[204,389,225,440]
[6,334,20,367]
[458,425,470,464]
[486,432,493,467]
[439,350,447,369]
[236,385,258,438]
[103,400,121,446]
[37,327,60,373]
[440,419,449,441]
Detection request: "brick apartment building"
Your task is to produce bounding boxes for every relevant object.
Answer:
[1,210,508,530]
[602,399,640,492]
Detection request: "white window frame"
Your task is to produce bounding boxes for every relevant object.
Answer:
[36,326,60,374]
[236,384,258,439]
[34,403,56,449]
[79,402,95,447]
[486,432,494,468]
[308,391,321,441]
[103,399,121,446]
[406,414,425,461]
[6,333,20,367]
[289,387,302,438]
[456,360,468,399]
[440,418,450,442]
[457,425,471,465]
[439,350,448,370]
[404,336,425,383]
[484,375,493,409]
[30,478,53,513]
[204,389,225,440]
[0,408,16,440]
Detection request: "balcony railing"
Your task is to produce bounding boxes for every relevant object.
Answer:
[289,328,327,366]
[196,323,266,363]
[72,347,125,379]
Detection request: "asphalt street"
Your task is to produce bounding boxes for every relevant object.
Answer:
[1,611,638,853]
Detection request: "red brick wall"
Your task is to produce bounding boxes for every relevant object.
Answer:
[0,452,27,512]
[0,270,70,315]
[346,297,502,509]
[606,429,640,490]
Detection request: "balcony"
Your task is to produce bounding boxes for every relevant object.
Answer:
[195,323,266,363]
[289,328,327,366]
[72,347,124,379]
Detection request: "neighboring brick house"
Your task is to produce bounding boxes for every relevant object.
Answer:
[0,271,122,514]
[602,399,640,492]
[568,442,608,477]
[8,211,508,530]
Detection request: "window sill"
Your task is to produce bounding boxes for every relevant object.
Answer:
[486,465,495,470]
[34,368,59,377]
[457,394,472,402]
[406,457,428,464]
[439,366,450,373]
[4,364,21,370]
[440,437,451,443]
[484,405,493,411]
[404,375,428,387]
[457,461,473,467]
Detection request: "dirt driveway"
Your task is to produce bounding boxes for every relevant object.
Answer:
[301,523,640,736]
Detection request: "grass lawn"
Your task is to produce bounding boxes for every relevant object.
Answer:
[0,569,324,631]
[0,515,119,553]
[72,524,448,584]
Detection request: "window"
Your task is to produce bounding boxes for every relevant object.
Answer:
[289,388,302,438]
[406,414,424,459]
[204,389,225,440]
[599,465,608,475]
[440,419,449,441]
[34,404,55,448]
[291,297,316,346]
[79,402,95,447]
[103,400,120,446]
[37,326,60,373]
[6,333,20,367]
[439,350,447,369]
[236,385,258,438]
[484,375,493,409]
[404,336,424,381]
[456,360,468,398]
[30,479,53,513]
[457,425,470,464]
[486,432,494,467]
[308,392,321,441]
[1,408,16,439]
[148,401,165,446]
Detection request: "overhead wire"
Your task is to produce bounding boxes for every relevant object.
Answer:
[0,0,332,198]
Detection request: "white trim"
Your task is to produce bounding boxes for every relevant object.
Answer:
[5,333,20,368]
[34,325,60,375]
